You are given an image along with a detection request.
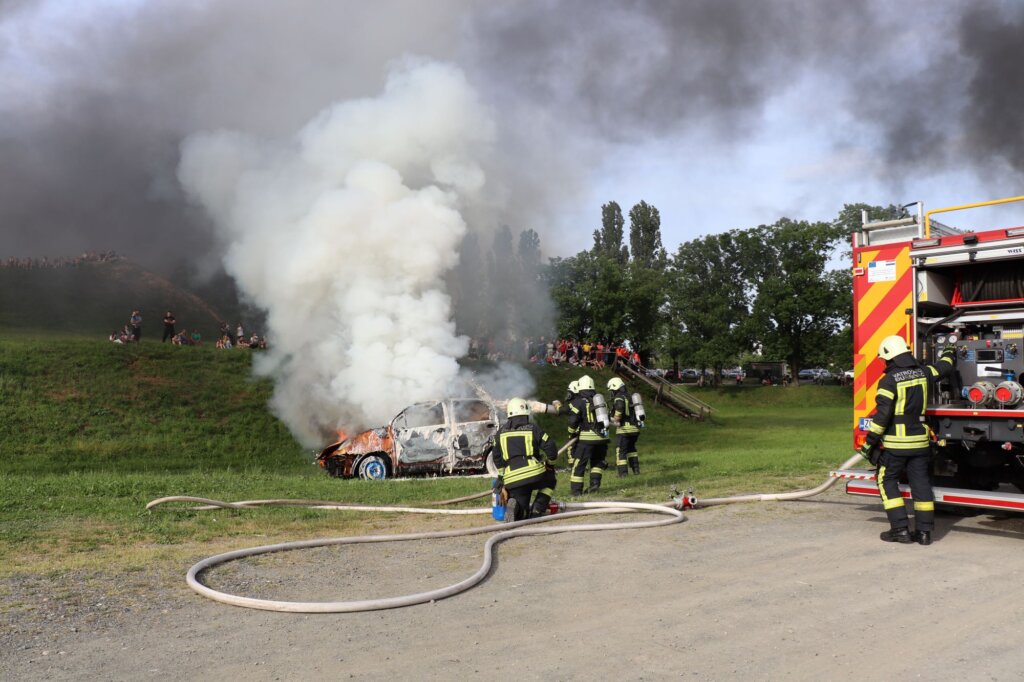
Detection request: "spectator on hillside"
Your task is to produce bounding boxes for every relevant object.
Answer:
[172,330,189,346]
[236,334,250,349]
[236,322,245,340]
[219,322,232,345]
[162,311,176,343]
[190,329,203,346]
[249,333,260,349]
[129,310,142,342]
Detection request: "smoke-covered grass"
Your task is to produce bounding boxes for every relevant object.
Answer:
[1,334,851,575]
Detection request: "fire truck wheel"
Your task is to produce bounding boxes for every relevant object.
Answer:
[357,454,389,481]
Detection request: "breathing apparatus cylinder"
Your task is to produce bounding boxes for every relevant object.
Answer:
[631,392,646,426]
[592,393,610,436]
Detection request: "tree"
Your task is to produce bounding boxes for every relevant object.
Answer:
[666,231,750,382]
[628,200,666,269]
[736,218,848,384]
[624,200,667,362]
[593,201,628,264]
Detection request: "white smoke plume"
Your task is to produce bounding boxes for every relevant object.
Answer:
[179,59,532,445]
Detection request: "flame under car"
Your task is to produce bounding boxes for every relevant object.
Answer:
[316,398,504,480]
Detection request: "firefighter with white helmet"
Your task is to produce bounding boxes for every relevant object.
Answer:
[607,376,642,476]
[860,334,955,545]
[559,380,581,473]
[564,374,610,495]
[493,397,558,521]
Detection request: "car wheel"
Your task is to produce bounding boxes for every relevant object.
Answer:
[357,454,389,481]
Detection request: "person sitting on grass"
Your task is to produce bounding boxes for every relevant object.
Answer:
[236,335,250,349]
[190,329,202,346]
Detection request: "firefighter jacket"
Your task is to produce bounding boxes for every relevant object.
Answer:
[566,390,609,443]
[494,418,558,488]
[866,350,956,456]
[611,388,640,434]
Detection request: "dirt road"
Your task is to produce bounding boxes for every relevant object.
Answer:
[3,489,1024,680]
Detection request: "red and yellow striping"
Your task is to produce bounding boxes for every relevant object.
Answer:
[852,241,913,446]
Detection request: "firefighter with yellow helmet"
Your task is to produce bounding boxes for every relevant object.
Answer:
[565,375,610,495]
[493,398,559,521]
[859,335,955,545]
[607,377,642,476]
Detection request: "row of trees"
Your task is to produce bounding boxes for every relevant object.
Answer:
[547,200,891,380]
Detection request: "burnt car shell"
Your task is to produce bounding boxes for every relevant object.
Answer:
[316,398,503,480]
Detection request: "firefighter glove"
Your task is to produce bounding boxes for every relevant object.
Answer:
[858,442,880,466]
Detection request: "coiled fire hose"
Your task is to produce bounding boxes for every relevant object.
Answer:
[147,450,865,613]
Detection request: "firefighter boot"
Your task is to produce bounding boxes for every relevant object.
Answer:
[880,527,913,543]
[570,482,585,497]
[531,493,552,518]
[617,466,628,478]
[504,498,519,523]
[912,530,932,546]
[587,472,602,494]
[629,456,640,475]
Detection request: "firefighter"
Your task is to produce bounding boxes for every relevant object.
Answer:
[859,335,956,545]
[608,377,641,476]
[493,398,558,521]
[559,381,581,473]
[565,375,609,495]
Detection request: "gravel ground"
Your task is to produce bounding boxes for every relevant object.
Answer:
[3,488,1024,681]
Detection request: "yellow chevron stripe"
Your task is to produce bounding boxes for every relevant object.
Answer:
[853,293,912,429]
[857,250,911,326]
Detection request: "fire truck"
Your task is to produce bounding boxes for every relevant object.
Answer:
[833,195,1024,513]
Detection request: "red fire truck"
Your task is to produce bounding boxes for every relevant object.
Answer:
[832,195,1024,512]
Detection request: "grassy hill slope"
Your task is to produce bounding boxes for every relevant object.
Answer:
[0,260,232,338]
[0,334,853,575]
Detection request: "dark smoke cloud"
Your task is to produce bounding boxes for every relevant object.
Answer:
[0,0,468,268]
[1,0,1022,268]
[465,0,883,140]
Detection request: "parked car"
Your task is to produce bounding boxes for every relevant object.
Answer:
[316,398,504,480]
[798,368,833,384]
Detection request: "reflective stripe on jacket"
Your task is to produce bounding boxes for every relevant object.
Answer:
[612,390,639,434]
[867,352,955,454]
[495,422,557,486]
[566,391,608,442]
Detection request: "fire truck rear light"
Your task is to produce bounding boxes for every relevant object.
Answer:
[1006,227,1024,237]
[912,238,941,248]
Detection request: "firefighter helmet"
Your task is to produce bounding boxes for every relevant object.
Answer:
[568,381,579,394]
[577,375,595,391]
[607,377,625,391]
[878,335,911,361]
[506,398,530,418]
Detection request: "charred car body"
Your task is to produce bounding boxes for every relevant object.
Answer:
[316,398,505,480]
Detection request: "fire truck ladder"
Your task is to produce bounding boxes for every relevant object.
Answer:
[613,358,713,421]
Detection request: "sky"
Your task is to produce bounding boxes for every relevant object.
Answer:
[2,0,1024,266]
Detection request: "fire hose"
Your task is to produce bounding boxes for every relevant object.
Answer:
[147,450,865,613]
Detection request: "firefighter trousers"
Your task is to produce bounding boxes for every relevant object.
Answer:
[570,442,608,495]
[615,433,640,476]
[507,469,557,520]
[876,451,935,532]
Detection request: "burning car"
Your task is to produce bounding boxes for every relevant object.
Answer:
[316,398,507,480]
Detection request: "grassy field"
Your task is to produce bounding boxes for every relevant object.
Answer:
[0,335,853,576]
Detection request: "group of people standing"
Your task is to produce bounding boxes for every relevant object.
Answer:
[492,374,646,522]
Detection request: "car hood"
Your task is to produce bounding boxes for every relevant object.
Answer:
[317,426,393,460]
